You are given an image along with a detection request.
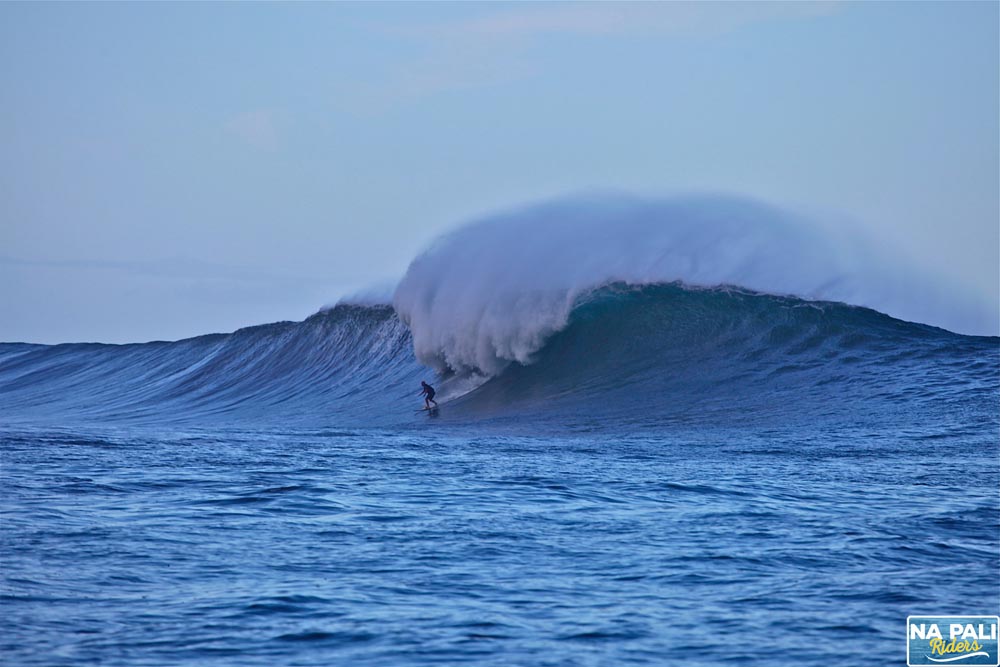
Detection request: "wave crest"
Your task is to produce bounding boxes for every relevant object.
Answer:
[394,193,987,377]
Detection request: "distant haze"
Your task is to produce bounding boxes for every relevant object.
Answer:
[2,2,997,343]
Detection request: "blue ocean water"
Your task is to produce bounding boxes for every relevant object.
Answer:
[2,283,998,666]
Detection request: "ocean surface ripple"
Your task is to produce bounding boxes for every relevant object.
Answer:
[2,424,997,666]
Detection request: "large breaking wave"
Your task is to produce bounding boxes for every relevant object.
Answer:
[1,194,996,429]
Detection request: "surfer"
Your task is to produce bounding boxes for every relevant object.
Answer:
[420,381,438,410]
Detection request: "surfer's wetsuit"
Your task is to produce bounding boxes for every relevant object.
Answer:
[421,382,438,409]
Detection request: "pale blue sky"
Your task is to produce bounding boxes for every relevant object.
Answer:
[2,1,997,343]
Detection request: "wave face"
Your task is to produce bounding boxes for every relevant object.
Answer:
[0,306,425,427]
[1,284,996,430]
[448,283,998,429]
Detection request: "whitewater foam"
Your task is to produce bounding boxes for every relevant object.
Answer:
[394,193,991,377]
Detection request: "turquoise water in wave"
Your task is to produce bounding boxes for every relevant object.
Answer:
[2,421,997,666]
